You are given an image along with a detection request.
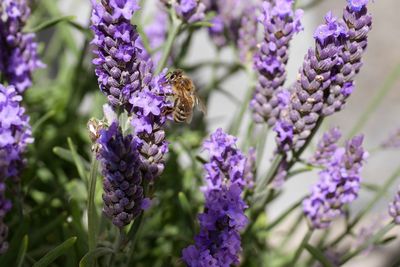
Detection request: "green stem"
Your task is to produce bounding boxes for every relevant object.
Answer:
[289,229,313,267]
[127,214,144,265]
[265,198,304,231]
[347,62,400,139]
[329,164,400,247]
[88,154,99,255]
[155,12,181,74]
[340,223,395,264]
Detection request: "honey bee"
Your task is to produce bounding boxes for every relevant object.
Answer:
[87,118,106,152]
[166,69,206,123]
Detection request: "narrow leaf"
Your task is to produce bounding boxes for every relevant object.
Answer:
[79,248,114,267]
[27,16,76,33]
[67,138,87,182]
[16,235,29,267]
[33,237,77,267]
[87,155,99,252]
[53,147,90,169]
[305,244,335,267]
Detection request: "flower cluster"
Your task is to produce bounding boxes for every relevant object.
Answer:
[0,84,33,180]
[97,122,146,228]
[182,129,248,266]
[251,0,303,126]
[0,0,44,93]
[389,186,400,224]
[309,127,342,166]
[278,0,371,150]
[174,0,206,23]
[323,0,372,115]
[91,0,149,108]
[303,135,367,229]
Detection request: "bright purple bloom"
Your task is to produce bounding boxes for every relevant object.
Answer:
[91,0,149,109]
[309,127,342,166]
[274,120,294,152]
[389,186,400,224]
[250,0,303,126]
[303,135,367,229]
[97,122,145,227]
[174,0,206,23]
[0,84,33,180]
[0,0,44,93]
[182,129,248,266]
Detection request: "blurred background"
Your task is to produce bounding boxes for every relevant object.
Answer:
[28,0,400,266]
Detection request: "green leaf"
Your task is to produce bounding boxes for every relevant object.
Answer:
[26,16,76,33]
[305,244,335,267]
[178,192,191,215]
[87,155,100,253]
[67,138,88,182]
[33,237,77,267]
[189,21,213,28]
[79,247,114,267]
[53,147,90,169]
[16,235,29,267]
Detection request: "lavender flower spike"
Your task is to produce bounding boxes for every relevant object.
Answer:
[309,127,342,166]
[91,0,150,109]
[97,122,145,228]
[174,0,206,23]
[322,0,372,115]
[182,129,248,266]
[0,0,44,93]
[281,12,347,149]
[130,70,172,182]
[251,0,303,126]
[0,84,33,180]
[303,135,367,229]
[389,186,400,224]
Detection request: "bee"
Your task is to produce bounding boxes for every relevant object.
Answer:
[166,69,206,123]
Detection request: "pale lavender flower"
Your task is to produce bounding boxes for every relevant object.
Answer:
[144,9,168,65]
[389,186,400,224]
[250,0,303,126]
[182,129,248,266]
[174,0,206,23]
[303,135,367,229]
[0,0,44,93]
[382,128,400,149]
[237,6,258,63]
[243,148,256,189]
[309,127,342,166]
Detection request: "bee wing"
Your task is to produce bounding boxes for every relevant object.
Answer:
[195,95,207,115]
[185,112,193,124]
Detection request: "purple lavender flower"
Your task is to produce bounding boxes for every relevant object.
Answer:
[381,128,400,149]
[237,6,258,63]
[303,135,367,229]
[97,122,145,227]
[281,12,347,149]
[0,84,33,180]
[322,0,372,115]
[0,0,44,93]
[274,119,294,152]
[389,186,400,224]
[243,148,256,189]
[91,0,149,108]
[174,0,206,23]
[144,9,168,65]
[250,0,303,126]
[309,127,342,166]
[130,70,172,181]
[182,129,248,266]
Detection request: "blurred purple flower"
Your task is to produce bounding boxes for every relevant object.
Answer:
[382,128,400,149]
[0,0,44,93]
[182,129,248,266]
[303,135,367,229]
[237,6,258,63]
[389,185,400,224]
[174,0,206,23]
[309,127,342,166]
